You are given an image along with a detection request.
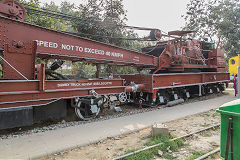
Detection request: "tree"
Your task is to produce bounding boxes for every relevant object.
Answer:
[72,0,143,50]
[18,0,75,31]
[184,0,240,57]
[18,0,146,51]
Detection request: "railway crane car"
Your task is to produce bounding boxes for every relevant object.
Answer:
[119,31,229,106]
[0,0,229,129]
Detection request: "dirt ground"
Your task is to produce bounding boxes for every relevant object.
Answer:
[39,107,226,160]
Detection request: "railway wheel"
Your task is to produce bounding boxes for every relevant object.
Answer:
[179,88,190,100]
[118,92,127,103]
[75,99,101,121]
[157,90,170,104]
[212,85,220,93]
[207,85,214,94]
[218,83,225,92]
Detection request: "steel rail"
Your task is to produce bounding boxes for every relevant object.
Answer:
[113,123,220,160]
[194,147,220,160]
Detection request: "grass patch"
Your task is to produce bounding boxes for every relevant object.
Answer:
[123,135,184,160]
[123,149,154,160]
[200,130,212,137]
[202,113,211,117]
[201,123,210,127]
[209,141,218,146]
[163,153,176,159]
[211,126,220,131]
[125,148,139,154]
[185,151,205,160]
[212,112,219,118]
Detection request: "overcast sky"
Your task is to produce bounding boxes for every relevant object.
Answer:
[39,0,190,35]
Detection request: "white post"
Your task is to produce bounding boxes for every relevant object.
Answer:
[199,84,202,96]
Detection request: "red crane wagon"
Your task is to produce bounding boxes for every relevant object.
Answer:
[0,0,229,129]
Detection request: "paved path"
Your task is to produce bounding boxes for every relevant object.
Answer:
[0,93,236,160]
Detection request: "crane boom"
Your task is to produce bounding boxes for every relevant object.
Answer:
[0,16,157,68]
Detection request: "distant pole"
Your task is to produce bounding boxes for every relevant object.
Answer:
[238,66,240,99]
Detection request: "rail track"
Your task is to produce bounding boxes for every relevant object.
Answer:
[113,124,221,160]
[195,148,220,160]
